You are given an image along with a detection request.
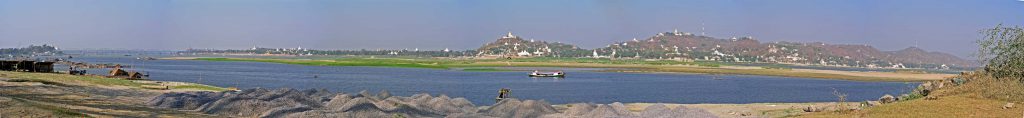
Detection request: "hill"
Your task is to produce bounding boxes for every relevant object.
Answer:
[475,32,590,57]
[588,30,976,69]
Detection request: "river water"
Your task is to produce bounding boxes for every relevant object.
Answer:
[65,56,917,105]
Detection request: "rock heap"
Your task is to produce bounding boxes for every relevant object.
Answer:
[541,103,717,118]
[149,88,476,117]
[148,88,718,118]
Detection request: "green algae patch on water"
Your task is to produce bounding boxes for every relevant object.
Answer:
[197,58,450,69]
[461,68,515,72]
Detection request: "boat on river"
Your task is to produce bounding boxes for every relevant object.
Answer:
[529,70,565,77]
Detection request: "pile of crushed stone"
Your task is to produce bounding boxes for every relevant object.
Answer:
[542,103,717,118]
[148,88,717,118]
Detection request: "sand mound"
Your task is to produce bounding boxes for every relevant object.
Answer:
[671,105,718,118]
[481,98,559,118]
[639,103,675,117]
[147,91,226,110]
[542,103,719,118]
[563,103,595,116]
[148,88,479,117]
[148,88,718,118]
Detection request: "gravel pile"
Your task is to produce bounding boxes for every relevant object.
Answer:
[148,88,476,118]
[148,88,717,118]
[480,98,559,118]
[541,103,718,118]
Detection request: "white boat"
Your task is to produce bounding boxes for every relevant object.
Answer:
[529,70,565,77]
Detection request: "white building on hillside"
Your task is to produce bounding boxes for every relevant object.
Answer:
[517,50,531,56]
[502,32,517,39]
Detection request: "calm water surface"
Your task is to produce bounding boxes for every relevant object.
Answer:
[67,56,917,105]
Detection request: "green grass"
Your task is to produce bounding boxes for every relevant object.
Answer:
[762,66,793,70]
[461,68,514,72]
[199,58,450,69]
[491,56,724,66]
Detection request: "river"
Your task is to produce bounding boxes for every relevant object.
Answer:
[64,56,916,105]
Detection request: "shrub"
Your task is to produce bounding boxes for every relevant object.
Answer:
[977,24,1024,81]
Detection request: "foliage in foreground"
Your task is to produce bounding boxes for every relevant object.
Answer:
[977,24,1024,81]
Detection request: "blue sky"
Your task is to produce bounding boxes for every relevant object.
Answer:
[1,0,1022,58]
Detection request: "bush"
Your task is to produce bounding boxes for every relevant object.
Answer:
[977,24,1024,81]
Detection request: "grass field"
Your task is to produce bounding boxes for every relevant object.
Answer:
[460,68,515,72]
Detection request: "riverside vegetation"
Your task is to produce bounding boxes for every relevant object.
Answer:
[798,24,1024,117]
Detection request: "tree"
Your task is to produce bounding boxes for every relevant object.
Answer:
[978,24,1024,81]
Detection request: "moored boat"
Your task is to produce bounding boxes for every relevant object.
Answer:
[529,70,565,77]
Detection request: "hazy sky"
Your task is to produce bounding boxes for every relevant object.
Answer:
[1,0,1022,58]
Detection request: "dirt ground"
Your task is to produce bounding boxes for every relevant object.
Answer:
[798,94,1023,118]
[621,102,849,118]
[0,77,216,118]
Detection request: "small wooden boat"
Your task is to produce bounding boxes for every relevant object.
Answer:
[529,70,565,77]
[137,57,157,60]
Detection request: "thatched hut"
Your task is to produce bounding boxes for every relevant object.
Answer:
[126,72,145,80]
[109,68,129,76]
[109,67,145,80]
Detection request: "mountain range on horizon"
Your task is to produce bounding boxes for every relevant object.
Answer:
[476,30,977,69]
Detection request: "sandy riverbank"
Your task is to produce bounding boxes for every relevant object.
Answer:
[0,71,223,117]
[616,102,850,117]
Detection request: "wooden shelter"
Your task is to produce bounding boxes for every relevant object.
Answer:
[126,72,145,80]
[109,68,129,76]
[0,61,16,71]
[109,67,146,80]
[14,61,34,72]
[32,62,54,73]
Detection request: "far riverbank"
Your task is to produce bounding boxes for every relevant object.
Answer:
[187,57,956,82]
